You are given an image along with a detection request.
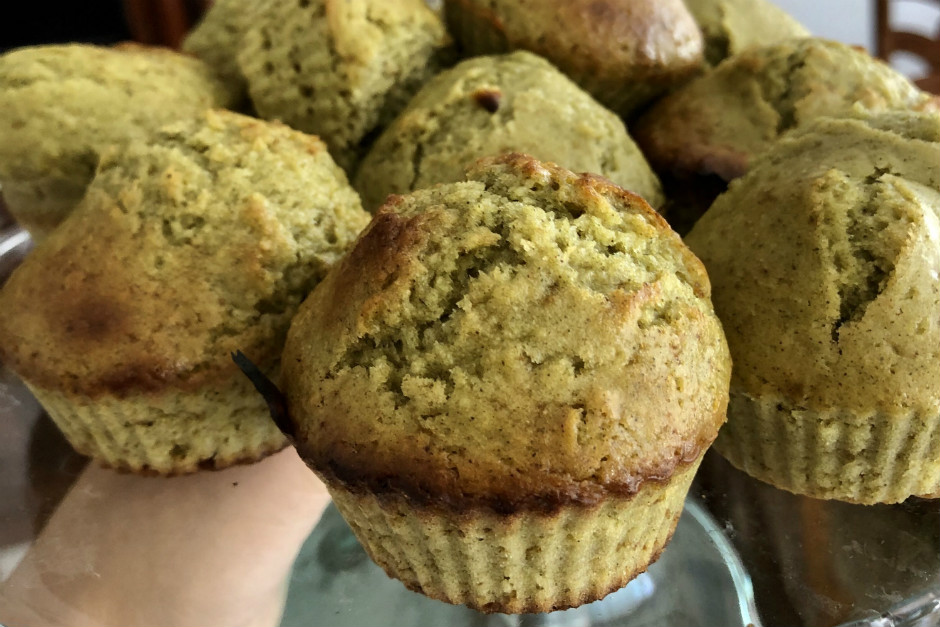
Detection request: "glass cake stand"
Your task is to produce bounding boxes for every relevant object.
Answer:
[280,496,759,627]
[1,225,938,627]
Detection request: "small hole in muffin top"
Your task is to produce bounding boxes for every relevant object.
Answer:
[471,88,501,113]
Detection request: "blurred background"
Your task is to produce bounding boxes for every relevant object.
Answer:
[777,0,939,91]
[0,0,207,52]
[1,0,936,92]
[1,1,132,51]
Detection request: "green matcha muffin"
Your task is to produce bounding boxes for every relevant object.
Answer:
[0,43,239,239]
[633,38,939,232]
[0,110,370,475]
[634,38,938,186]
[237,0,451,171]
[282,154,731,612]
[182,0,256,99]
[685,111,940,504]
[683,0,809,66]
[354,51,664,212]
[443,0,704,117]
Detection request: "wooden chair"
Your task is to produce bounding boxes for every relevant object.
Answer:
[876,0,940,93]
[122,0,212,49]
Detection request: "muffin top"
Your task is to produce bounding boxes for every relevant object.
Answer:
[683,0,809,66]
[685,111,940,416]
[0,43,237,188]
[236,0,450,171]
[284,154,730,513]
[634,38,939,182]
[0,110,369,398]
[443,0,703,116]
[354,51,664,212]
[182,0,256,97]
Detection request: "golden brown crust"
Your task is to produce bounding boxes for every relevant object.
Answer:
[302,453,707,514]
[0,109,369,398]
[0,227,208,395]
[444,0,703,114]
[448,0,702,75]
[284,153,731,513]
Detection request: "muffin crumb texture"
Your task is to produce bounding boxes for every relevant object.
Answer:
[0,43,239,236]
[237,0,450,170]
[288,154,729,509]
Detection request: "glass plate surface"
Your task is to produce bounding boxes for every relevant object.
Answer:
[281,497,758,627]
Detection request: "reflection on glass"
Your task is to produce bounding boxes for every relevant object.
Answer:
[281,498,759,627]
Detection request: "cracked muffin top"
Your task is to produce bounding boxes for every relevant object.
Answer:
[633,38,939,183]
[0,109,369,398]
[236,0,450,171]
[354,51,664,212]
[685,111,940,415]
[282,154,730,512]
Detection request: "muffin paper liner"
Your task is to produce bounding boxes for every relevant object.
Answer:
[326,459,700,614]
[715,390,940,504]
[26,382,286,475]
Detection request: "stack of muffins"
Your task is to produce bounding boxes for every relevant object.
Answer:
[0,0,937,615]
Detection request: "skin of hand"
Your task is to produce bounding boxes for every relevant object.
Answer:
[0,447,331,627]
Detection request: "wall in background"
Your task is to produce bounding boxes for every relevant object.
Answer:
[769,0,875,49]
[769,0,940,79]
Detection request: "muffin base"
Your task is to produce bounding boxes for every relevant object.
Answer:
[715,391,940,504]
[27,382,287,475]
[325,459,701,614]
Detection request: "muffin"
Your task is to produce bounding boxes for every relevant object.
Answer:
[0,43,239,239]
[683,0,809,66]
[281,154,731,612]
[0,109,370,475]
[182,0,256,99]
[684,111,940,504]
[442,0,704,117]
[354,51,664,212]
[236,0,451,171]
[633,38,939,231]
